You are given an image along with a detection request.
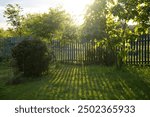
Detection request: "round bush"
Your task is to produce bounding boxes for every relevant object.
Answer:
[12,39,51,77]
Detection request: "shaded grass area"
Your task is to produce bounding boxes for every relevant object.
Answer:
[0,63,150,100]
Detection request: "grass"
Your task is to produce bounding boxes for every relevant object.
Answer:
[0,62,150,100]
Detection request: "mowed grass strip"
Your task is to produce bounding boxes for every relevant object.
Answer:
[0,63,150,100]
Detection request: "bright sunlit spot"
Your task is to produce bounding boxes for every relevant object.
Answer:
[62,0,94,24]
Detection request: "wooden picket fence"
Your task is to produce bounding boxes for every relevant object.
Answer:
[51,40,98,64]
[126,34,150,65]
[52,34,150,65]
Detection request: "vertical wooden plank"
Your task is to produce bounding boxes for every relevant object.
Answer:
[77,41,79,63]
[72,42,74,63]
[92,42,94,63]
[134,41,136,65]
[67,43,68,63]
[60,44,62,63]
[87,42,89,63]
[62,43,64,63]
[59,42,61,62]
[57,41,58,61]
[71,42,73,63]
[79,42,80,63]
[139,37,141,65]
[84,42,86,63]
[90,42,92,63]
[83,43,85,63]
[94,42,96,63]
[75,40,77,63]
[85,42,88,63]
[55,41,57,61]
[60,43,62,62]
[68,43,69,63]
[69,43,70,62]
[74,41,76,62]
[131,41,133,65]
[128,43,130,64]
[54,41,56,61]
[145,35,147,64]
[85,42,86,63]
[92,42,93,63]
[57,41,59,61]
[142,35,144,65]
[90,42,91,63]
[70,42,72,63]
[136,40,139,65]
[51,40,54,61]
[147,34,150,65]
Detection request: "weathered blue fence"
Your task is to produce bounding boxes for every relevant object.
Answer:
[0,37,24,59]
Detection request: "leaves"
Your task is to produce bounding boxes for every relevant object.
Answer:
[3,4,24,37]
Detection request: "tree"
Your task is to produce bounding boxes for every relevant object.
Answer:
[56,20,79,44]
[23,7,76,42]
[3,4,24,37]
[82,0,118,66]
[111,0,150,67]
[82,0,115,41]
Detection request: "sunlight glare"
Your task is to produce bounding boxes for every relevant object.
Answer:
[62,0,94,24]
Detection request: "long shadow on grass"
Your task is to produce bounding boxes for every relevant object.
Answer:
[86,66,150,100]
[35,65,150,100]
[120,67,150,99]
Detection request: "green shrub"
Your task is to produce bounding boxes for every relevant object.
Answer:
[12,39,51,77]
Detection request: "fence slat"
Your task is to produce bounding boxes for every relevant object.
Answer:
[148,35,150,64]
[145,35,147,64]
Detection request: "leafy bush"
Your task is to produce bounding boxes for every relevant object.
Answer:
[12,39,51,77]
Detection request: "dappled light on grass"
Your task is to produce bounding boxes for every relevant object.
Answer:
[0,64,150,100]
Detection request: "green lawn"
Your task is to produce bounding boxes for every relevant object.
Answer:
[0,62,150,100]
